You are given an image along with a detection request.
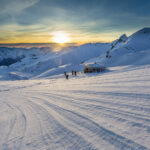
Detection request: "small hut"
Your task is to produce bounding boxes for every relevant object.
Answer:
[84,63,106,73]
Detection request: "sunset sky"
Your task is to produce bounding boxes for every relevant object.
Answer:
[0,0,150,44]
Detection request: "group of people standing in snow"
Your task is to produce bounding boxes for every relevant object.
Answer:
[64,70,77,80]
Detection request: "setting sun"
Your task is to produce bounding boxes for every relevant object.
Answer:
[52,33,70,44]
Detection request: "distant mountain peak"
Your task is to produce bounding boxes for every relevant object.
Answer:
[119,34,128,42]
[133,27,150,36]
[139,27,150,33]
[111,34,128,49]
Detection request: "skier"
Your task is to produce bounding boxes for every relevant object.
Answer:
[74,71,77,76]
[66,74,69,80]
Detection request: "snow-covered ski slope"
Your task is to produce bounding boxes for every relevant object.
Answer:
[0,65,150,150]
[0,28,150,150]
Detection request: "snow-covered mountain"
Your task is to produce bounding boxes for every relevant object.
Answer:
[0,43,111,80]
[0,28,150,80]
[86,28,150,66]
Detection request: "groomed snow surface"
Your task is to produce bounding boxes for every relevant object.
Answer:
[0,65,150,150]
[0,28,150,150]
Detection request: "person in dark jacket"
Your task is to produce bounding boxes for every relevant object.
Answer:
[66,74,69,80]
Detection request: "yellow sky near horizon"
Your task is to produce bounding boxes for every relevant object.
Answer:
[0,32,130,44]
[0,24,135,44]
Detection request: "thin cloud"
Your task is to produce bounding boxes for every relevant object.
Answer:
[0,0,40,15]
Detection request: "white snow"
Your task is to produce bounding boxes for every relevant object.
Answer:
[0,43,110,80]
[0,28,150,80]
[0,65,150,150]
[0,28,150,150]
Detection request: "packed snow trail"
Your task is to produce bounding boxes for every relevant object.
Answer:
[0,65,150,150]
